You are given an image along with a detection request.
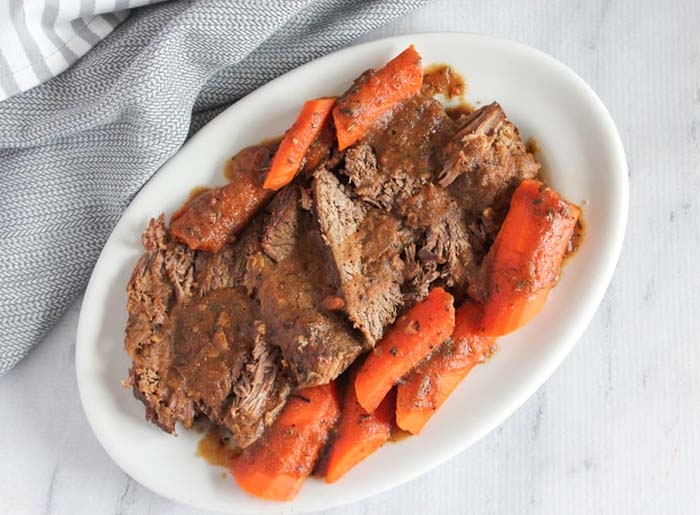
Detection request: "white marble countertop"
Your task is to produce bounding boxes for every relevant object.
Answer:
[2,1,699,513]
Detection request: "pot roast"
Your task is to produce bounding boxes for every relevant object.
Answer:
[123,75,540,447]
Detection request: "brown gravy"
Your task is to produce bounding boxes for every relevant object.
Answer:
[196,423,240,468]
[565,217,585,260]
[364,94,456,192]
[223,139,279,182]
[422,64,466,99]
[389,426,412,443]
[222,159,236,182]
[186,186,211,203]
[526,137,541,157]
[445,103,475,120]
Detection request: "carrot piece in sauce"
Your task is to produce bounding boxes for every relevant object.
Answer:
[325,376,394,483]
[396,302,495,434]
[230,383,340,501]
[333,45,423,151]
[263,97,336,191]
[479,179,580,336]
[354,287,455,413]
[170,143,275,252]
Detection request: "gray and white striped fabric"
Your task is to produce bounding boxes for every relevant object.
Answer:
[0,0,430,374]
[0,1,167,101]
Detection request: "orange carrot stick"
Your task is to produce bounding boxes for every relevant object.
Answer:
[170,143,276,251]
[479,179,580,336]
[333,45,423,150]
[396,302,496,434]
[263,97,336,191]
[230,384,340,502]
[354,287,455,413]
[325,378,394,483]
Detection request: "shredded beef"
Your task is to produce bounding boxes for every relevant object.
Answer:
[124,217,289,447]
[400,184,475,298]
[439,102,540,253]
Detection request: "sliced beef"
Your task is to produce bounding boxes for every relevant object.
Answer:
[125,216,289,447]
[438,102,540,250]
[194,246,237,295]
[168,289,246,428]
[343,95,455,211]
[342,144,387,209]
[227,215,265,286]
[247,206,365,388]
[261,186,300,262]
[313,168,408,345]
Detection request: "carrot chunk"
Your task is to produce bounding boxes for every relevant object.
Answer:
[396,302,496,434]
[230,383,340,502]
[263,97,336,191]
[479,179,580,336]
[325,377,394,483]
[170,143,275,252]
[333,45,423,150]
[354,287,455,413]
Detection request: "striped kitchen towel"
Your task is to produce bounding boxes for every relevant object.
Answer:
[0,0,166,101]
[0,0,431,374]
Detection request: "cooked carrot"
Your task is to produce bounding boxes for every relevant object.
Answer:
[303,118,336,173]
[325,376,394,483]
[479,179,580,336]
[396,302,496,434]
[355,287,455,413]
[333,45,423,150]
[170,143,276,252]
[230,384,340,501]
[263,97,336,190]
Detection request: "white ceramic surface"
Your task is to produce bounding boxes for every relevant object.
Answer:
[75,33,627,513]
